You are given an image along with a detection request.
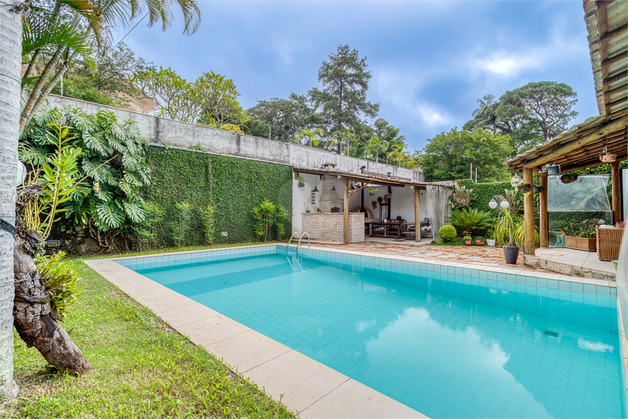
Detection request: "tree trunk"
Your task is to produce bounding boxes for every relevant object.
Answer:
[0,3,21,399]
[13,232,90,374]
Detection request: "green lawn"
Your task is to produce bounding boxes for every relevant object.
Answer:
[3,249,295,418]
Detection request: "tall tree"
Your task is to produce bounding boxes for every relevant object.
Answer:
[465,82,578,155]
[0,1,21,399]
[246,97,313,143]
[309,45,379,153]
[196,72,247,129]
[421,128,513,181]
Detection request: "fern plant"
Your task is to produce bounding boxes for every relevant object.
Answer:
[34,251,82,319]
[20,104,151,249]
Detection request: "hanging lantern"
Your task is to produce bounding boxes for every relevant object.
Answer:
[511,174,522,188]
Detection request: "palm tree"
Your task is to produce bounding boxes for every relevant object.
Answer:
[1,0,202,384]
[0,3,22,399]
[365,135,388,163]
[20,0,201,131]
[387,142,407,167]
[297,128,324,147]
[464,94,499,133]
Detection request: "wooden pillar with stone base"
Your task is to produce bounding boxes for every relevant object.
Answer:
[343,179,349,243]
[539,173,549,248]
[414,187,421,243]
[523,167,535,255]
[612,161,621,225]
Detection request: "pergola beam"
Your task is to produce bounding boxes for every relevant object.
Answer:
[524,118,627,169]
[523,167,535,255]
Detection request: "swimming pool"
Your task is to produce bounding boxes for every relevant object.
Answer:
[118,245,626,418]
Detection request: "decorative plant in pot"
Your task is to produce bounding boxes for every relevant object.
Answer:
[486,230,496,246]
[369,187,378,196]
[464,236,472,245]
[564,220,597,252]
[475,237,485,246]
[297,176,308,188]
[445,208,492,240]
[495,208,519,264]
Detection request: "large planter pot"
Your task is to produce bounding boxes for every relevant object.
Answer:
[487,239,496,246]
[503,246,520,264]
[565,236,596,252]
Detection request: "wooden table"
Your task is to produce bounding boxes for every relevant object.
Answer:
[366,221,407,239]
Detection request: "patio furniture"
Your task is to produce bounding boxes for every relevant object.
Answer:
[596,226,624,261]
[367,220,407,239]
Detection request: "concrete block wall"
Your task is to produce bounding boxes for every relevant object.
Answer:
[302,213,364,243]
[46,95,423,181]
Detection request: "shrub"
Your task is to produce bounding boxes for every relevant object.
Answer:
[173,202,192,247]
[438,225,457,242]
[200,203,217,245]
[253,199,288,242]
[35,251,82,318]
[445,208,493,236]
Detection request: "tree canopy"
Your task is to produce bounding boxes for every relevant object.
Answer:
[420,128,513,181]
[464,81,578,155]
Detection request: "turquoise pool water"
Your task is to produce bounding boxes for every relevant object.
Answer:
[122,247,626,418]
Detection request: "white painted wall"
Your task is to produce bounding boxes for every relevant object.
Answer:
[292,178,440,236]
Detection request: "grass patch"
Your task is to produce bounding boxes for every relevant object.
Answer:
[82,241,280,260]
[431,240,468,246]
[3,257,295,418]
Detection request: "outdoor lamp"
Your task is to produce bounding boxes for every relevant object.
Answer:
[511,174,522,188]
[489,198,498,209]
[500,200,510,209]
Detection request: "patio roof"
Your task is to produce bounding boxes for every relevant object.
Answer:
[506,0,627,174]
[292,165,453,189]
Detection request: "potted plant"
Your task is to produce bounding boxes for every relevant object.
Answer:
[486,230,496,246]
[545,164,560,175]
[475,237,485,246]
[369,187,378,196]
[564,220,597,252]
[496,209,519,264]
[296,176,307,188]
[464,236,472,245]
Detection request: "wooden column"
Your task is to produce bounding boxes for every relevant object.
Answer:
[414,187,421,242]
[343,179,349,243]
[611,161,621,225]
[523,167,535,255]
[539,173,549,248]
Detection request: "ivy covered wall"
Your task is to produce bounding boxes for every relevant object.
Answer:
[455,179,523,212]
[144,146,292,246]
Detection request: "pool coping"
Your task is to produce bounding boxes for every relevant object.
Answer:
[85,243,618,418]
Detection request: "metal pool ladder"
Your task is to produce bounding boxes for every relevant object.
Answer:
[287,232,310,257]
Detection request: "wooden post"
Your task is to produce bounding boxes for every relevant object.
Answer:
[523,167,535,255]
[343,179,349,243]
[612,161,621,225]
[414,188,421,243]
[539,173,549,248]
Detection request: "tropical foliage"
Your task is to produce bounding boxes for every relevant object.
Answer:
[20,105,151,250]
[448,184,474,210]
[252,199,289,242]
[19,0,201,133]
[421,128,513,181]
[34,251,82,318]
[445,208,493,237]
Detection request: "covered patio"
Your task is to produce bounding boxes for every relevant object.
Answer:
[292,164,452,244]
[505,0,627,276]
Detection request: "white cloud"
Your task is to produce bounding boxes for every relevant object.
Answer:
[373,66,453,129]
[468,15,588,79]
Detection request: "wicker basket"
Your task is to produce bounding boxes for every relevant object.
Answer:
[596,227,625,261]
[565,236,596,252]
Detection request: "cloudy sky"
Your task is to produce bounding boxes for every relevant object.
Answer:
[119,0,597,152]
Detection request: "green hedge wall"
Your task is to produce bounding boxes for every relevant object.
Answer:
[144,146,292,247]
[455,179,524,212]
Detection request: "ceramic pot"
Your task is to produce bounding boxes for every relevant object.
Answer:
[487,239,496,246]
[503,245,520,264]
[476,240,485,246]
[465,240,472,246]
[298,182,304,188]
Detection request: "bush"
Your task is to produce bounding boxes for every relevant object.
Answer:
[438,225,457,242]
[445,208,493,236]
[35,251,82,318]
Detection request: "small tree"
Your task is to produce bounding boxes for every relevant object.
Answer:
[200,203,217,245]
[253,199,288,242]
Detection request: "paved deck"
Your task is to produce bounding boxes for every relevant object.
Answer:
[525,247,616,281]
